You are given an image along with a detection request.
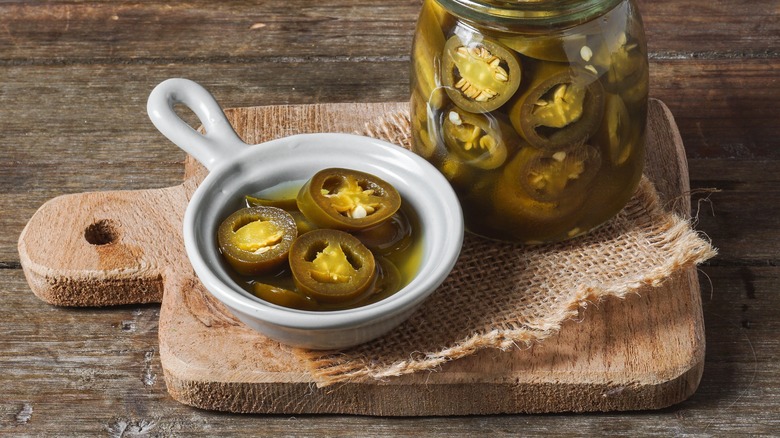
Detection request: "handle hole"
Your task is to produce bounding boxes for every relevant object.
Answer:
[85,219,120,246]
[173,103,204,134]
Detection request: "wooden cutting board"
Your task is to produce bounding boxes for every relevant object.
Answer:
[18,99,704,415]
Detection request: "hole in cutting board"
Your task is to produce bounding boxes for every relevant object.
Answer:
[84,219,120,245]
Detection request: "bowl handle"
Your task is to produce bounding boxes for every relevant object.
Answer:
[147,78,247,171]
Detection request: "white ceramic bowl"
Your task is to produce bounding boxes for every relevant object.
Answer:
[147,78,463,349]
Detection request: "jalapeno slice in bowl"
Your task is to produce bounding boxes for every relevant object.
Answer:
[217,206,298,276]
[297,168,401,231]
[352,209,413,257]
[289,229,376,303]
[245,194,318,235]
[252,283,317,310]
[245,195,299,211]
[442,35,521,113]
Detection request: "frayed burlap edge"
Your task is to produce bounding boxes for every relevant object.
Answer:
[295,110,717,387]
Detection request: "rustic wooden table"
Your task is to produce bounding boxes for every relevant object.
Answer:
[1,1,777,435]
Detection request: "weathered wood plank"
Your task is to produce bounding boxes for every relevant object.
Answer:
[0,1,419,61]
[650,59,780,159]
[0,1,776,62]
[637,0,780,57]
[689,160,780,264]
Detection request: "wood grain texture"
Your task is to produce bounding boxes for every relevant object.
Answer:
[17,184,191,306]
[2,0,778,434]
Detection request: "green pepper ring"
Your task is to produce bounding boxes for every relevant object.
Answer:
[493,148,587,224]
[441,108,514,170]
[515,144,602,203]
[442,35,522,113]
[296,168,402,231]
[289,229,377,303]
[508,62,605,152]
[216,206,298,276]
[252,283,318,311]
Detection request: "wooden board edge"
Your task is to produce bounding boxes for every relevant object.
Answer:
[159,264,705,415]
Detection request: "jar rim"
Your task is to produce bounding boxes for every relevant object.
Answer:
[435,0,624,29]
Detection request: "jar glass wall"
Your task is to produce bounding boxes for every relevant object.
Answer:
[410,0,648,244]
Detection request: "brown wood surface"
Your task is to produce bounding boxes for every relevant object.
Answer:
[1,0,778,435]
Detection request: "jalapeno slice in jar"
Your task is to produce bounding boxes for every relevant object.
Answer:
[442,35,522,113]
[588,32,647,93]
[594,93,636,166]
[488,148,589,243]
[217,206,298,276]
[508,61,605,151]
[441,108,516,169]
[297,168,401,231]
[289,229,376,303]
[515,144,602,202]
[412,0,450,110]
[411,90,443,160]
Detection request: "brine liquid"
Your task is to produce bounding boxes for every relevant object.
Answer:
[229,180,423,311]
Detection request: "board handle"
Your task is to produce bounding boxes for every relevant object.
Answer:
[17,184,191,306]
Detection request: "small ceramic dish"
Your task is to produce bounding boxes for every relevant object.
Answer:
[147,78,464,349]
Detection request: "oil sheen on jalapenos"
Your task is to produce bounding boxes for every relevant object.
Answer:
[219,171,423,311]
[410,0,648,244]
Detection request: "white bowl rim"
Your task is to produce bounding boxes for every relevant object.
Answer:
[183,132,464,331]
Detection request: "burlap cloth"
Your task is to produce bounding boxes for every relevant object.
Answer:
[297,111,717,386]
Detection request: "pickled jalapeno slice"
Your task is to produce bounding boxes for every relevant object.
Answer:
[245,195,299,211]
[516,144,601,202]
[353,209,413,257]
[245,194,318,235]
[589,32,646,92]
[289,229,376,303]
[436,154,479,191]
[441,108,513,169]
[297,168,401,231]
[508,61,605,151]
[442,35,521,112]
[488,148,589,242]
[217,206,298,276]
[411,90,441,159]
[412,0,450,110]
[369,256,403,301]
[252,283,317,310]
[595,93,634,166]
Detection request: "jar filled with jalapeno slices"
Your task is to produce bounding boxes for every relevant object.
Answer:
[411,0,648,243]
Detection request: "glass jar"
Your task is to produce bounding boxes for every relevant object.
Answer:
[410,0,648,244]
